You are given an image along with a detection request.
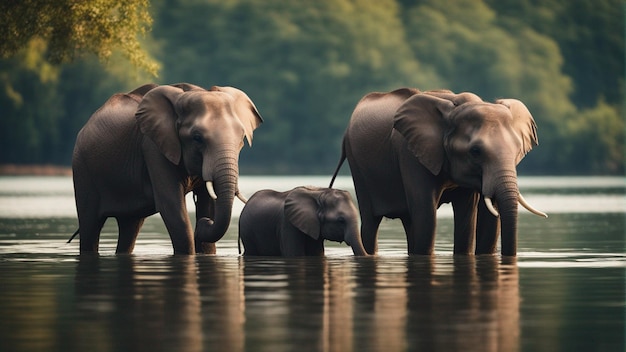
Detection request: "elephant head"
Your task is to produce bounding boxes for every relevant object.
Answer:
[393,92,546,256]
[135,84,263,245]
[284,187,368,256]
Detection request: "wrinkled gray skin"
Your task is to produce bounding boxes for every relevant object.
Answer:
[72,83,263,254]
[239,186,368,256]
[330,88,542,256]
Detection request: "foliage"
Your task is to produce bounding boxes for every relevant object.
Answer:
[0,0,159,76]
[565,101,624,174]
[0,0,623,175]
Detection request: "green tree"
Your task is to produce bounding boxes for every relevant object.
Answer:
[0,0,160,165]
[152,0,438,174]
[0,39,63,164]
[565,101,624,174]
[486,0,624,108]
[0,0,159,76]
[401,0,579,173]
[1,0,622,175]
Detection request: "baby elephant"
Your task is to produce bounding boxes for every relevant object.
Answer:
[239,186,368,256]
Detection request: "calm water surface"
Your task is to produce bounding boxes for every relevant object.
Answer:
[0,176,624,352]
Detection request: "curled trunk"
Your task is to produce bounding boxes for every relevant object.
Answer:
[195,153,239,245]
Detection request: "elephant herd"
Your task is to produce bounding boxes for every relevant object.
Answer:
[70,83,546,257]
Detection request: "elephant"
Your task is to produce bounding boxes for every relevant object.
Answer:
[71,82,263,254]
[238,186,368,256]
[330,88,546,256]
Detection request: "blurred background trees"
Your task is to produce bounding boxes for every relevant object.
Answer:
[1,0,623,175]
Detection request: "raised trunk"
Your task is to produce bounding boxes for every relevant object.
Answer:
[493,174,520,256]
[195,153,238,245]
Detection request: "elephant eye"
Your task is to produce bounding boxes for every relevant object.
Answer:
[469,145,482,158]
[337,216,346,224]
[192,133,204,144]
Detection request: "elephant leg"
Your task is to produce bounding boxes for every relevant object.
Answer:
[475,195,500,254]
[78,215,106,254]
[403,171,441,255]
[144,152,195,255]
[360,213,382,255]
[115,216,145,254]
[75,180,105,253]
[193,187,216,254]
[407,205,437,255]
[347,158,382,254]
[400,216,413,248]
[450,188,479,255]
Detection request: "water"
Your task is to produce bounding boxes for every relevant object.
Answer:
[0,176,624,352]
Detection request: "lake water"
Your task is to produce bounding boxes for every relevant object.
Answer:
[0,176,624,352]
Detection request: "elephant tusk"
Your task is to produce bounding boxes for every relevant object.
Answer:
[518,193,548,218]
[484,197,500,217]
[236,190,248,204]
[206,181,218,200]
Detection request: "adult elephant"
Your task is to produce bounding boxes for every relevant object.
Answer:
[330,88,546,256]
[72,83,263,254]
[239,186,368,256]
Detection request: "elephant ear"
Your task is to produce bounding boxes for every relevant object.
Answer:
[210,86,264,146]
[393,93,455,175]
[284,187,321,240]
[128,83,159,99]
[496,99,539,164]
[425,90,483,106]
[170,82,206,92]
[135,85,184,165]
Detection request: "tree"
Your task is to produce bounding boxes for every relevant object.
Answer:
[400,0,582,173]
[486,0,624,108]
[0,0,159,76]
[0,0,161,165]
[565,101,624,174]
[152,0,437,174]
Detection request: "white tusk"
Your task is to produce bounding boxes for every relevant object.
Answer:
[518,193,548,218]
[236,191,248,204]
[206,181,218,200]
[484,197,500,217]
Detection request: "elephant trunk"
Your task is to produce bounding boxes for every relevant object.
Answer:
[489,171,520,256]
[195,151,239,245]
[345,223,368,256]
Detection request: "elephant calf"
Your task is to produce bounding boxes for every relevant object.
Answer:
[239,186,368,256]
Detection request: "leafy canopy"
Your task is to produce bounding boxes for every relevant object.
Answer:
[0,0,159,76]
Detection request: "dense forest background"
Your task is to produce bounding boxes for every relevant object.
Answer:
[1,0,623,175]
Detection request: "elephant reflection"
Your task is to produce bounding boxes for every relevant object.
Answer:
[351,256,520,352]
[241,257,356,350]
[73,256,203,351]
[73,255,245,351]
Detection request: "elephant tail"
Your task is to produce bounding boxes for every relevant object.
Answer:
[329,137,347,188]
[67,228,80,243]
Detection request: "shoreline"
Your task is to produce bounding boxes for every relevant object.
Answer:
[0,164,72,176]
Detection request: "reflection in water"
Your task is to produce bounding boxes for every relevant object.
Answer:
[197,256,245,351]
[73,256,203,352]
[0,176,623,351]
[64,255,521,352]
[351,256,520,352]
